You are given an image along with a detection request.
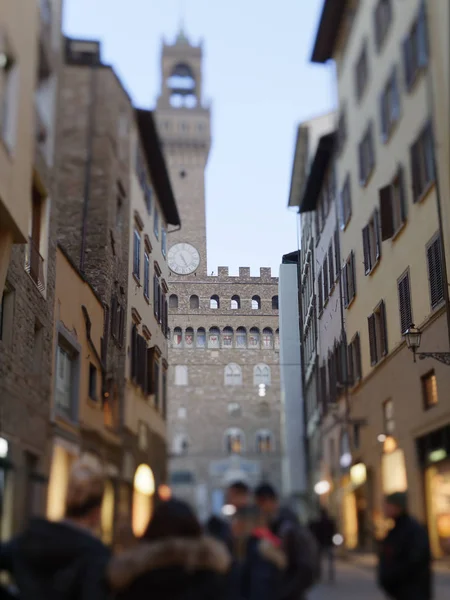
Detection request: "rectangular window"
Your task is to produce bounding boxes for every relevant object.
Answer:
[380,67,400,142]
[89,363,97,400]
[362,210,381,275]
[154,210,160,240]
[154,361,160,409]
[337,109,347,154]
[379,166,407,241]
[133,229,141,279]
[368,300,388,366]
[318,271,323,314]
[374,0,392,51]
[0,284,14,346]
[334,229,340,278]
[162,371,167,419]
[161,227,167,258]
[383,399,395,434]
[144,182,152,214]
[0,48,19,151]
[343,251,356,308]
[339,174,352,230]
[144,252,150,300]
[348,333,362,385]
[55,343,75,417]
[153,274,160,321]
[328,244,334,287]
[175,365,188,386]
[359,123,375,186]
[422,371,438,409]
[26,185,46,293]
[323,256,329,304]
[397,270,413,335]
[355,42,369,101]
[403,4,428,90]
[427,235,444,309]
[410,122,434,201]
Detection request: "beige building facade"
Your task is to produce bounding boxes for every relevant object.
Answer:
[310,0,450,555]
[155,33,282,520]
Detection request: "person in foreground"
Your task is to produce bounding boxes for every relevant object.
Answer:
[378,492,432,600]
[255,484,319,600]
[107,498,231,600]
[0,459,111,600]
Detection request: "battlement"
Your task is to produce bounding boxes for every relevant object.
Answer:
[213,267,276,281]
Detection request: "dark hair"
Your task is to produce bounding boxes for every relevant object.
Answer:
[234,505,261,520]
[143,498,202,541]
[228,481,250,494]
[65,495,103,519]
[254,483,278,500]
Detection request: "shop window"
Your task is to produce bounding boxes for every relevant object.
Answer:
[224,363,242,386]
[222,326,233,348]
[132,465,155,538]
[190,295,200,309]
[196,327,206,348]
[422,371,438,409]
[236,327,247,348]
[256,430,274,454]
[225,428,245,455]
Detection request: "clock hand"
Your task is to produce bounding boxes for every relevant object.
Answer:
[181,254,188,266]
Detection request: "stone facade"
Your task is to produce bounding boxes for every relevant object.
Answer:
[155,33,282,520]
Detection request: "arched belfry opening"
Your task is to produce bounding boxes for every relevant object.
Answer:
[167,63,197,108]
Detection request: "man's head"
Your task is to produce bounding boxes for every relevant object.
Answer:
[384,492,408,520]
[232,505,266,539]
[65,459,106,530]
[254,483,279,519]
[226,481,251,510]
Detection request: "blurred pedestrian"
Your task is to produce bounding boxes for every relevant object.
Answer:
[309,507,336,582]
[378,492,432,600]
[255,483,319,600]
[0,459,111,600]
[107,497,231,600]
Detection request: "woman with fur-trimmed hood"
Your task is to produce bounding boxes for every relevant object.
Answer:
[107,498,231,600]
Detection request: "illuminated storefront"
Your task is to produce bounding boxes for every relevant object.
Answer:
[47,440,79,522]
[381,436,408,495]
[132,464,155,537]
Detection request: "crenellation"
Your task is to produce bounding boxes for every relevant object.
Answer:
[239,267,251,278]
[260,267,272,279]
[218,267,229,277]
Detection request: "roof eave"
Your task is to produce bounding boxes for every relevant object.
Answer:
[298,132,336,214]
[311,0,348,64]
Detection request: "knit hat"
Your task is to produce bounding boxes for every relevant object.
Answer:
[385,492,408,511]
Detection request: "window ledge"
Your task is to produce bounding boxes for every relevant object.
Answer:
[415,180,435,205]
[381,117,401,146]
[391,220,407,243]
[346,295,356,310]
[360,166,375,189]
[133,273,141,286]
[340,216,352,232]
[366,258,381,277]
[144,294,150,305]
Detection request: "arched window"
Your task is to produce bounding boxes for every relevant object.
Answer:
[275,328,280,350]
[272,296,279,310]
[224,363,242,386]
[256,430,274,454]
[208,327,220,349]
[210,295,220,309]
[222,326,233,348]
[254,364,271,386]
[236,327,247,349]
[190,295,200,309]
[169,294,178,309]
[225,428,245,455]
[228,402,242,417]
[262,328,273,349]
[173,327,182,348]
[172,433,189,456]
[252,295,261,310]
[249,327,260,349]
[174,365,188,386]
[231,295,240,310]
[185,327,194,348]
[196,327,206,348]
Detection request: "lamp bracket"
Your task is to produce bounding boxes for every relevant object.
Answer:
[417,352,450,366]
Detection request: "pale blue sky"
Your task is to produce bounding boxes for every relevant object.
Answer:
[64,0,333,275]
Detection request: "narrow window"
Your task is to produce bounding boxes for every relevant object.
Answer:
[0,284,14,346]
[33,321,43,373]
[252,295,261,310]
[355,42,369,101]
[144,182,152,214]
[143,252,150,299]
[254,364,271,386]
[403,5,429,90]
[172,327,182,348]
[210,295,220,309]
[262,328,273,349]
[224,363,242,386]
[383,399,395,434]
[328,244,334,286]
[225,429,245,455]
[196,327,206,348]
[323,256,329,303]
[236,327,247,348]
[318,271,323,314]
[154,210,160,239]
[359,123,375,186]
[422,371,438,409]
[222,327,233,348]
[190,295,200,309]
[343,251,356,307]
[256,430,274,454]
[26,184,46,292]
[153,360,160,408]
[231,295,240,310]
[55,341,76,418]
[380,67,400,142]
[362,210,381,275]
[0,47,19,151]
[339,174,352,230]
[249,328,260,349]
[379,166,407,241]
[374,0,393,51]
[169,294,178,309]
[161,227,167,257]
[185,327,194,348]
[368,300,388,366]
[426,235,444,309]
[397,270,413,335]
[410,123,434,202]
[89,363,97,400]
[347,333,362,385]
[272,295,279,310]
[337,109,347,154]
[208,327,220,349]
[133,229,141,279]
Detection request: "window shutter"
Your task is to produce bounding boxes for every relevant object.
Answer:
[362,226,371,274]
[153,275,159,320]
[427,237,444,308]
[323,257,329,301]
[146,347,154,395]
[164,298,168,336]
[142,337,148,392]
[328,245,334,285]
[402,37,414,89]
[350,251,356,301]
[380,300,388,357]
[410,142,421,201]
[131,325,138,380]
[417,3,429,69]
[392,68,401,121]
[368,124,375,171]
[347,342,354,387]
[380,184,394,241]
[334,229,340,276]
[111,296,117,338]
[374,209,382,260]
[318,271,323,313]
[398,165,407,222]
[355,333,362,380]
[368,314,377,366]
[380,91,388,142]
[398,272,412,334]
[343,261,349,307]
[158,284,163,324]
[358,140,364,185]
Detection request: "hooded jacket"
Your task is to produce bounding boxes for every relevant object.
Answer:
[0,518,111,600]
[107,536,231,600]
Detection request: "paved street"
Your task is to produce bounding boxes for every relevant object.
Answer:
[309,561,450,600]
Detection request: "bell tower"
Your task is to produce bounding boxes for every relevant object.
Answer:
[155,30,211,279]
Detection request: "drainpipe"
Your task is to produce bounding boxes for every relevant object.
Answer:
[79,65,97,274]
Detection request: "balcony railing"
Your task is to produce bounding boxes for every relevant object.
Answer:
[25,238,45,293]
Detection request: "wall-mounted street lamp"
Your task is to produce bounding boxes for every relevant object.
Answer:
[404,324,450,366]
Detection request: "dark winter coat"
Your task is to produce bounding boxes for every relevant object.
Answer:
[0,518,111,600]
[240,528,287,600]
[205,516,233,553]
[271,508,319,600]
[378,514,432,600]
[310,515,336,549]
[107,536,231,600]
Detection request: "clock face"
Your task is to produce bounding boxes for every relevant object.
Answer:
[168,243,200,275]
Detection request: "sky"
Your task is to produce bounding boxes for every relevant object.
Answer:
[63,0,334,275]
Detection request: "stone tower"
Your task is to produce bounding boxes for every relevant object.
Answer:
[156,31,282,522]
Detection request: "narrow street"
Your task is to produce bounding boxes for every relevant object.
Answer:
[310,561,450,600]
